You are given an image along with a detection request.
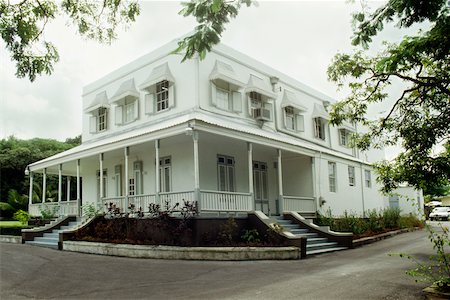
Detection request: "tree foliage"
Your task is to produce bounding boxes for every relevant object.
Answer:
[0,136,80,202]
[0,0,139,81]
[327,0,449,193]
[174,0,253,61]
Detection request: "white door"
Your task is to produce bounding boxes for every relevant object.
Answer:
[253,161,269,214]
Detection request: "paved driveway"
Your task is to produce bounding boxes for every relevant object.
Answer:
[0,227,444,299]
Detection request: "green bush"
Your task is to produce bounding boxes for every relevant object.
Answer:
[382,207,401,229]
[366,209,383,233]
[13,210,29,224]
[398,214,424,229]
[241,229,261,243]
[39,204,59,220]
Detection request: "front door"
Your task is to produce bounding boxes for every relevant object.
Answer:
[253,161,269,215]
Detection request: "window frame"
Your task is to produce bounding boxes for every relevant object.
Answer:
[217,155,236,192]
[156,80,170,112]
[364,170,372,188]
[328,161,337,192]
[314,117,326,140]
[348,166,355,187]
[159,156,172,193]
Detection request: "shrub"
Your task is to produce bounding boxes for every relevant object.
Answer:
[13,210,29,224]
[39,204,59,219]
[398,214,424,229]
[218,217,238,245]
[383,207,401,229]
[241,229,261,243]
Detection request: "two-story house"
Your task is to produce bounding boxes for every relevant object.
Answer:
[26,38,402,218]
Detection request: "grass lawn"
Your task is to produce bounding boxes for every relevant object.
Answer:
[0,221,29,228]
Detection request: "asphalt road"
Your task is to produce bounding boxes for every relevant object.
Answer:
[1,223,448,300]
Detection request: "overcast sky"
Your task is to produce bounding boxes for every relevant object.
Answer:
[0,0,421,158]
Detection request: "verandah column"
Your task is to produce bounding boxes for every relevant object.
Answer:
[76,159,81,215]
[28,171,33,206]
[277,149,284,214]
[66,176,71,201]
[155,140,160,205]
[193,131,200,212]
[42,168,47,203]
[248,142,254,211]
[58,164,62,216]
[124,147,129,210]
[99,153,104,209]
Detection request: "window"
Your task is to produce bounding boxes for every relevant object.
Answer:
[249,91,272,121]
[114,165,122,196]
[159,156,171,192]
[348,166,355,186]
[249,91,262,108]
[339,129,352,147]
[284,106,305,132]
[133,161,143,195]
[314,117,326,140]
[211,79,243,113]
[365,170,372,188]
[217,155,235,192]
[156,80,169,112]
[115,97,138,125]
[89,107,108,133]
[328,162,337,192]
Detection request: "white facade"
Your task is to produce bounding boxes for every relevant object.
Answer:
[27,38,400,218]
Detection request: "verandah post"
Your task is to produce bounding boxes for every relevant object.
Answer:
[58,164,62,216]
[248,142,254,211]
[193,131,200,212]
[277,149,284,214]
[155,139,160,205]
[124,147,129,212]
[99,153,104,210]
[76,159,81,216]
[28,170,33,206]
[42,168,47,204]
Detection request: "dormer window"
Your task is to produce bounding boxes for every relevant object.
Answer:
[312,103,330,141]
[140,63,175,114]
[85,91,109,134]
[109,79,140,126]
[245,75,276,122]
[314,117,326,140]
[210,61,243,113]
[156,80,169,112]
[281,90,306,132]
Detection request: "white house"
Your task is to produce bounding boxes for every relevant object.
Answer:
[26,38,405,218]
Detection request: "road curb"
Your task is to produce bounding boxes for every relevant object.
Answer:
[353,227,422,248]
[63,241,300,260]
[0,235,22,244]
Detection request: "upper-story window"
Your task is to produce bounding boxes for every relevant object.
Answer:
[210,61,243,113]
[328,161,337,192]
[85,91,109,134]
[245,75,276,122]
[312,103,329,141]
[139,62,175,114]
[314,117,326,140]
[156,80,169,112]
[281,90,306,132]
[110,78,140,126]
[348,166,355,186]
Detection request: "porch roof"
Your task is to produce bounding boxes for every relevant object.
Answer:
[27,110,367,172]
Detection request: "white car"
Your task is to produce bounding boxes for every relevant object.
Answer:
[429,207,450,221]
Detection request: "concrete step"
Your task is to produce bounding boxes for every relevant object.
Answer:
[34,237,58,244]
[26,240,58,250]
[290,228,309,234]
[280,224,302,230]
[307,241,338,251]
[306,237,328,245]
[306,247,348,256]
[43,232,59,239]
[294,232,319,238]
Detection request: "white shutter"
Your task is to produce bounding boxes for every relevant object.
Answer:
[145,93,154,114]
[263,102,273,121]
[133,100,139,121]
[296,114,305,132]
[232,91,242,112]
[168,85,175,108]
[247,95,253,117]
[115,106,123,125]
[283,110,288,129]
[211,83,217,107]
[89,116,97,133]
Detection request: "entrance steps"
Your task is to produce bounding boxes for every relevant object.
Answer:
[273,217,348,256]
[25,218,82,250]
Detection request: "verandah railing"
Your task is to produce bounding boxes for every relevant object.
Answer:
[200,190,253,212]
[283,195,316,212]
[28,200,79,217]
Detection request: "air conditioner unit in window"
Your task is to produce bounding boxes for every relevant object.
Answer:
[252,108,271,121]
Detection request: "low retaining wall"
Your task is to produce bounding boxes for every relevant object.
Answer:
[0,235,22,244]
[63,241,300,260]
[353,227,422,247]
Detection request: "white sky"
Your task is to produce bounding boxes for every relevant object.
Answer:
[0,0,421,158]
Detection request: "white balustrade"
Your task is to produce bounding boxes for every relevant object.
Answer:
[128,194,157,211]
[283,196,316,212]
[200,190,253,212]
[102,196,127,213]
[159,191,195,210]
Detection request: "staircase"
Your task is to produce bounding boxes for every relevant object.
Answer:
[274,217,348,256]
[26,218,82,249]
